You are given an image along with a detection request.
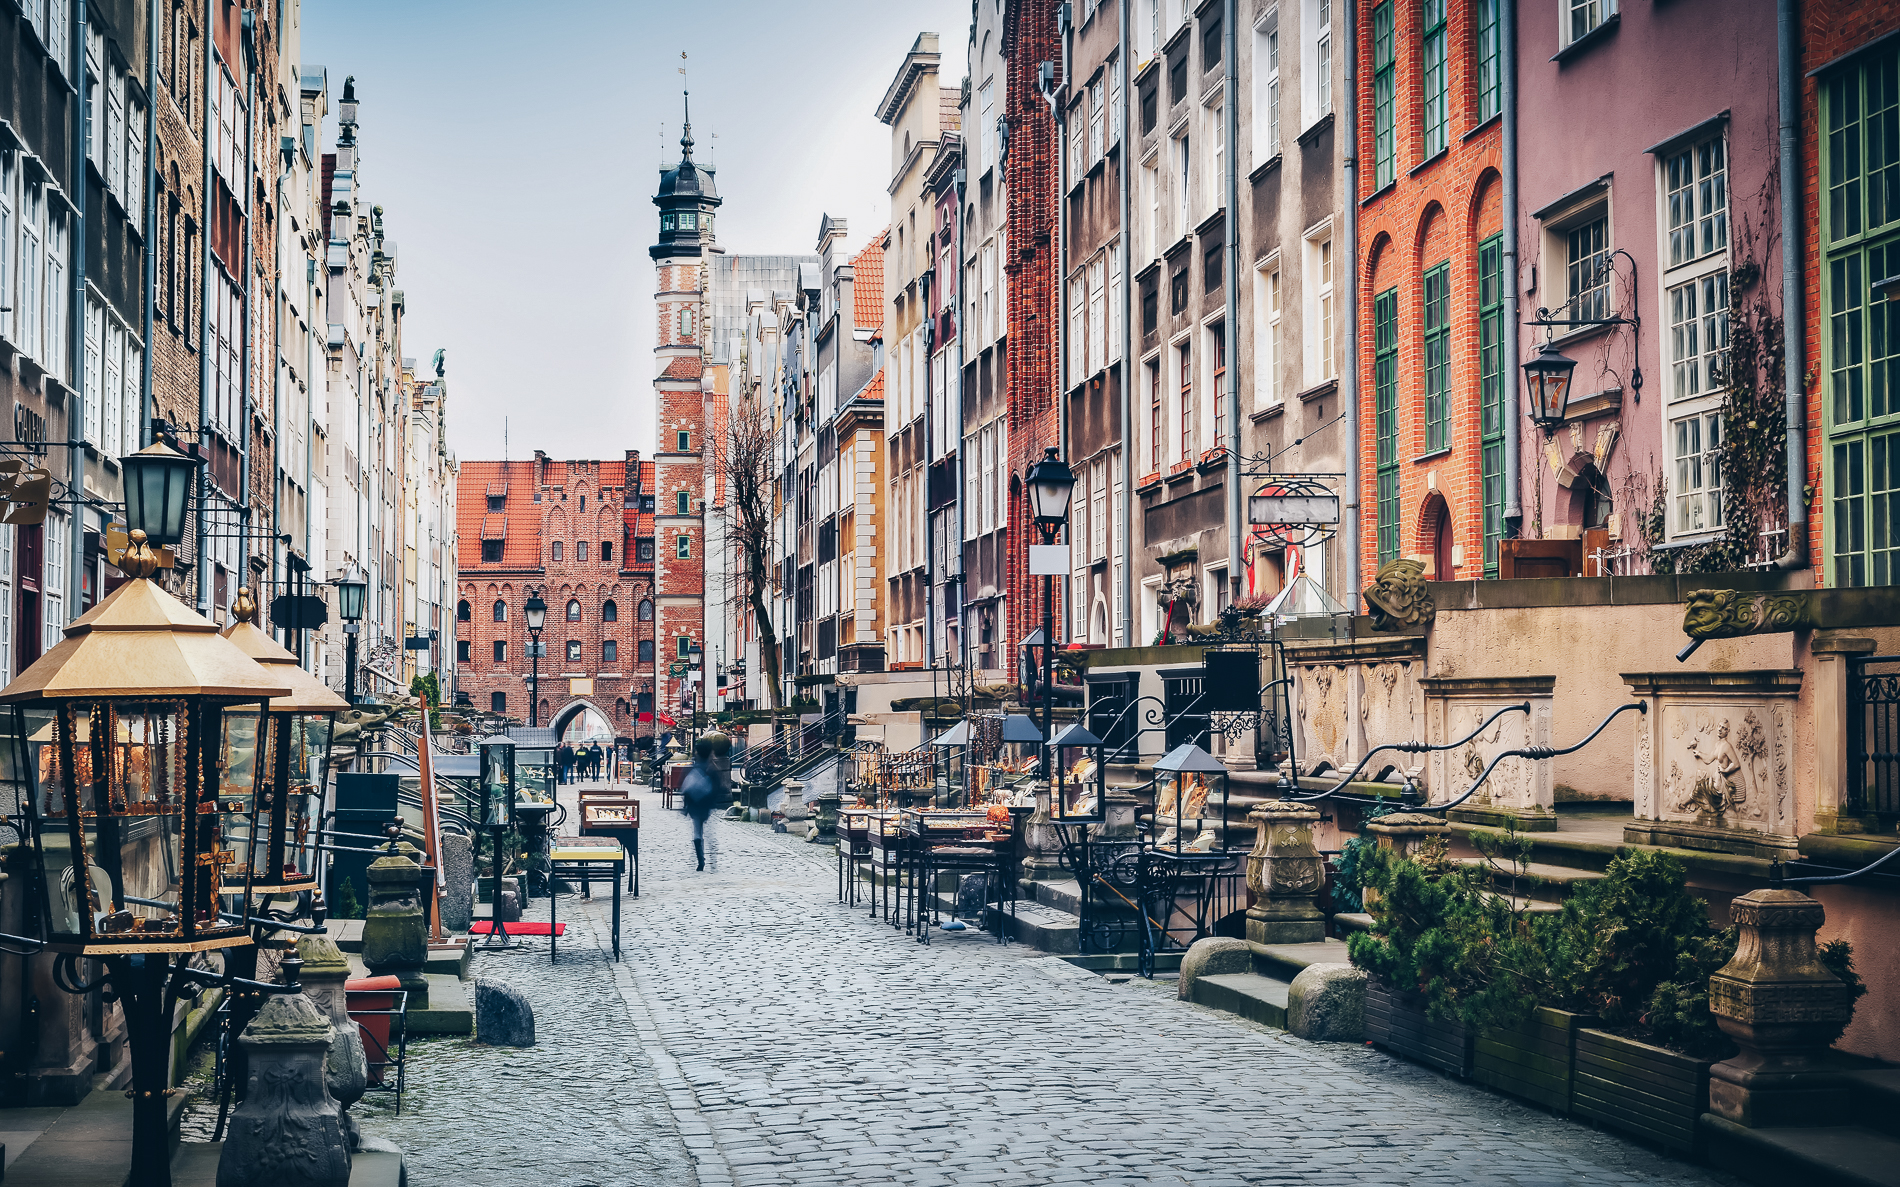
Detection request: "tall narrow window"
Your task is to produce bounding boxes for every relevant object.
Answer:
[1568,216,1610,323]
[1069,274,1087,382]
[1210,325,1227,450]
[1675,413,1725,535]
[1479,236,1505,576]
[1421,0,1447,159]
[677,490,691,515]
[1107,255,1123,362]
[1373,3,1394,189]
[1665,138,1729,266]
[1090,79,1105,164]
[1149,360,1164,474]
[1088,257,1107,376]
[1069,91,1087,180]
[1208,102,1224,222]
[1174,133,1191,240]
[1375,288,1400,562]
[1315,0,1332,119]
[1476,0,1501,124]
[1668,272,1730,401]
[1423,262,1451,453]
[979,78,997,171]
[1254,19,1280,163]
[1178,343,1194,461]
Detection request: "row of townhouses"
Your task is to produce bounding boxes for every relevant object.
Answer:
[1,0,456,728]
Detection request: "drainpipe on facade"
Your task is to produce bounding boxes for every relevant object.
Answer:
[236,13,257,591]
[1224,0,1242,608]
[1773,0,1809,571]
[196,0,215,615]
[1341,0,1361,607]
[1501,0,1522,540]
[66,0,88,619]
[1117,0,1134,647]
[954,168,971,662]
[1042,31,1067,646]
[141,1,156,451]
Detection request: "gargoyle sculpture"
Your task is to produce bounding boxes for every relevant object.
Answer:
[1363,558,1435,632]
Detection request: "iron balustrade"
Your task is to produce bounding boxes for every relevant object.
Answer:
[1281,702,1534,803]
[1427,701,1648,814]
[1848,654,1900,819]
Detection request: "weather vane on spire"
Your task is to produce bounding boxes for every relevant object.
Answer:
[678,51,694,158]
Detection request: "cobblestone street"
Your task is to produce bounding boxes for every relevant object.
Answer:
[316,784,1740,1187]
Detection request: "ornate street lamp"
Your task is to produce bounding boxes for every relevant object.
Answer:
[335,565,368,705]
[523,589,546,727]
[1152,743,1231,858]
[1522,339,1577,433]
[119,440,202,547]
[1022,447,1075,769]
[219,586,348,898]
[1,532,293,1186]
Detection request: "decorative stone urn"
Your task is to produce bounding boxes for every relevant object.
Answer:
[215,993,352,1187]
[1019,780,1066,884]
[1707,888,1854,1127]
[361,850,429,1007]
[1360,812,1450,909]
[297,936,368,1150]
[1245,800,1325,946]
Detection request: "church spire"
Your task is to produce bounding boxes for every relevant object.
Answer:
[679,52,694,161]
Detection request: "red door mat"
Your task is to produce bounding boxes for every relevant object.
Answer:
[470,921,566,936]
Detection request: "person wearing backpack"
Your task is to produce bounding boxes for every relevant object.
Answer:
[680,738,723,871]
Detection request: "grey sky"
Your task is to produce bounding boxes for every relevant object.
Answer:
[300,0,973,464]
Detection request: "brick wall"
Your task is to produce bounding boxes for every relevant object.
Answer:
[1004,0,1061,650]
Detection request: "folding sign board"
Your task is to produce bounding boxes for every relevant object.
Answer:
[1248,494,1340,525]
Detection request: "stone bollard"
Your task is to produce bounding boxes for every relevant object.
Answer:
[297,936,368,1151]
[781,778,810,822]
[1707,888,1855,1127]
[439,832,473,934]
[1176,936,1251,1001]
[474,979,535,1046]
[361,850,429,1008]
[1361,812,1451,909]
[215,993,352,1187]
[1287,963,1368,1041]
[1245,801,1326,946]
[812,781,841,840]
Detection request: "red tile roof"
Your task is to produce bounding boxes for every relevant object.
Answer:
[456,460,544,571]
[661,355,704,381]
[860,368,885,403]
[852,234,886,334]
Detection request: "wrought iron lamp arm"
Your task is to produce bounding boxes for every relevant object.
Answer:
[1281,702,1532,801]
[1428,701,1647,814]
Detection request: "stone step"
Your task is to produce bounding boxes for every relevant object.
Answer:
[1842,1069,1900,1141]
[1702,1114,1900,1187]
[1249,938,1352,983]
[923,885,1080,954]
[1462,859,1607,905]
[1189,972,1292,1029]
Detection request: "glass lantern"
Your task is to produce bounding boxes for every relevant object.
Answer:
[3,553,291,953]
[1151,743,1231,857]
[477,735,516,829]
[220,589,348,894]
[999,713,1043,775]
[1049,722,1106,823]
[928,720,970,805]
[510,734,556,805]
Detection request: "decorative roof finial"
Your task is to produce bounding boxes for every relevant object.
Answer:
[679,51,694,160]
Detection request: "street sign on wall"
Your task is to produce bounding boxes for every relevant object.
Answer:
[1248,494,1340,526]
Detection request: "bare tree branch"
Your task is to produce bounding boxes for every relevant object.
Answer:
[711,392,784,710]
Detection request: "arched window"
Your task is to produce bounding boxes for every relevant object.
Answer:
[602,599,618,622]
[565,640,582,663]
[493,600,507,622]
[457,599,470,621]
[566,599,582,621]
[638,599,653,621]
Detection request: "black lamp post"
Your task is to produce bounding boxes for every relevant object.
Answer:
[688,640,704,736]
[1522,339,1578,433]
[1023,447,1076,772]
[336,564,367,705]
[524,589,547,726]
[119,439,201,547]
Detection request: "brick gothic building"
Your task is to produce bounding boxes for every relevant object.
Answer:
[452,452,656,741]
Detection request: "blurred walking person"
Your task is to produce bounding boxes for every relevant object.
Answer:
[679,737,726,871]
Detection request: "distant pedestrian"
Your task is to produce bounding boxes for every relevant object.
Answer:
[587,742,604,781]
[557,742,574,785]
[680,738,724,872]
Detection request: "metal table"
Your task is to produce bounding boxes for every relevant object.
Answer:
[578,795,640,894]
[546,844,626,962]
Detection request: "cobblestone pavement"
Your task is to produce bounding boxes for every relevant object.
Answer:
[183,780,1746,1185]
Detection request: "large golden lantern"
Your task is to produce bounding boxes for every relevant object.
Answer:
[219,587,347,896]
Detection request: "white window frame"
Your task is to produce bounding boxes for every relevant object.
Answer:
[1671,410,1724,538]
[1206,99,1224,223]
[1252,10,1281,166]
[1302,224,1335,386]
[1254,257,1282,409]
[1562,0,1618,48]
[1087,255,1107,377]
[1068,272,1087,384]
[979,78,997,172]
[1089,78,1105,165]
[1107,253,1123,364]
[1173,131,1190,244]
[981,240,997,344]
[1302,0,1333,129]
[1653,130,1731,542]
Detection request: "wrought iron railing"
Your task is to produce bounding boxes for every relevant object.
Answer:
[1848,654,1900,819]
[739,707,852,787]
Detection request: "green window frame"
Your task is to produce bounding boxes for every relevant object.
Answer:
[677,534,691,558]
[1824,45,1900,587]
[1476,0,1500,124]
[1423,263,1451,455]
[1421,0,1447,159]
[1372,3,1394,190]
[1479,235,1504,576]
[677,490,691,515]
[1375,287,1400,562]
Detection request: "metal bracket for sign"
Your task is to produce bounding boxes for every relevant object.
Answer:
[1231,458,1344,550]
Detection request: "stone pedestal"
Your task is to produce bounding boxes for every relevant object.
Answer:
[1020,781,1066,884]
[1245,801,1325,946]
[298,936,368,1151]
[1361,812,1450,909]
[1708,889,1854,1128]
[1813,632,1879,835]
[361,851,429,1007]
[1625,670,1804,858]
[215,993,352,1187]
[438,832,473,933]
[1286,636,1427,784]
[1421,675,1557,831]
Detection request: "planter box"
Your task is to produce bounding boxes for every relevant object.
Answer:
[1474,1007,1593,1114]
[1572,1028,1711,1155]
[1365,978,1472,1078]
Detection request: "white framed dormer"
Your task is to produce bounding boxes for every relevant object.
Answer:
[1652,117,1731,544]
[1301,0,1333,132]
